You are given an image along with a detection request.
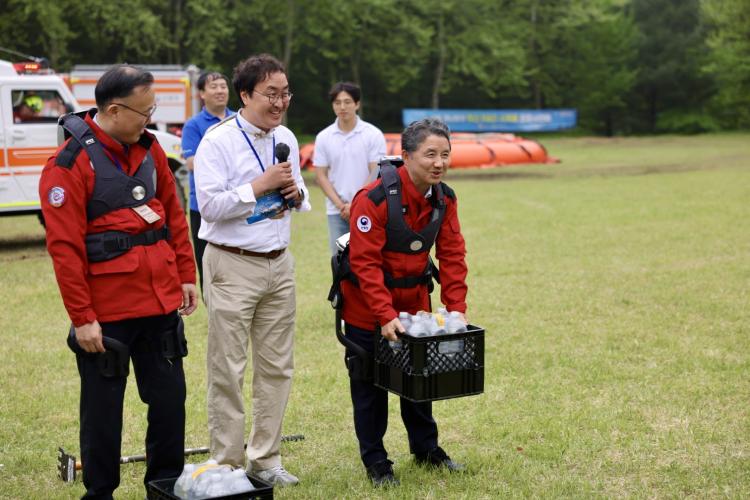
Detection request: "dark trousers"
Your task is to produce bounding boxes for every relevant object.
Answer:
[190,210,207,293]
[76,313,186,499]
[345,323,438,468]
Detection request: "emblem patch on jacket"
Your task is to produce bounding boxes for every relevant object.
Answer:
[357,215,371,233]
[48,186,66,207]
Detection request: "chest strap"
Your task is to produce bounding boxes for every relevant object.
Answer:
[85,226,170,263]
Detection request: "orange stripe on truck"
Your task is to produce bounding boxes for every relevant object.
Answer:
[5,147,57,167]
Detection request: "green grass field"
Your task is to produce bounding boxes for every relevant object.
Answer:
[0,133,748,499]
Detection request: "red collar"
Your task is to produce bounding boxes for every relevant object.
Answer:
[398,166,432,204]
[84,110,151,170]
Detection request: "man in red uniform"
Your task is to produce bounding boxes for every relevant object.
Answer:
[40,65,197,499]
[341,118,468,486]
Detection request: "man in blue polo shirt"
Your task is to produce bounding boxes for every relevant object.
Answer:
[182,71,234,292]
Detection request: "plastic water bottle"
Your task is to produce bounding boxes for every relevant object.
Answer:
[429,310,447,335]
[227,469,255,494]
[205,473,226,497]
[440,311,466,355]
[174,464,196,499]
[398,311,412,332]
[390,312,411,350]
[407,315,429,337]
[447,311,467,333]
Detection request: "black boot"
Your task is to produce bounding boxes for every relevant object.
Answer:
[414,446,466,472]
[366,459,400,487]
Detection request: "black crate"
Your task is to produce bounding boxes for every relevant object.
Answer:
[374,324,484,403]
[147,473,273,500]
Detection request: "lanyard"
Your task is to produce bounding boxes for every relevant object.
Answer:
[103,146,126,172]
[236,115,275,172]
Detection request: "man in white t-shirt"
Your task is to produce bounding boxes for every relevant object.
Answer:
[313,82,386,254]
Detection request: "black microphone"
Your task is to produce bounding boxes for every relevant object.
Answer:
[275,142,290,164]
[274,142,296,208]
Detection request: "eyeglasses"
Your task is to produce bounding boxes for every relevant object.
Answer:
[112,102,158,120]
[253,90,293,105]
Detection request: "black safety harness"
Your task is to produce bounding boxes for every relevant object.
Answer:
[59,112,186,372]
[56,111,169,262]
[328,158,452,367]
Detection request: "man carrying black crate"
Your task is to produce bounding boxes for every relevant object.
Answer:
[339,118,469,487]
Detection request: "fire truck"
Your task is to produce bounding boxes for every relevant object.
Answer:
[0,57,191,221]
[67,64,202,134]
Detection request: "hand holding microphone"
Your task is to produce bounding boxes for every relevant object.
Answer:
[261,142,293,192]
[274,142,301,208]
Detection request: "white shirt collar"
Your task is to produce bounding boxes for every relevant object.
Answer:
[236,110,275,139]
[334,116,362,135]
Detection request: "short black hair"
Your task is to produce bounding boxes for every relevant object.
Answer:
[197,71,229,91]
[94,64,154,109]
[402,118,451,153]
[232,54,286,100]
[328,82,361,103]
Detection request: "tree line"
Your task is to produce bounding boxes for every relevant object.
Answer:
[2,0,748,135]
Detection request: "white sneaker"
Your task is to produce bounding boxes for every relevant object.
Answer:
[253,465,299,486]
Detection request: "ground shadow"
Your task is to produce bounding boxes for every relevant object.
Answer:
[0,236,47,255]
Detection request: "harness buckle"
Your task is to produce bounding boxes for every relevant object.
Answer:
[141,230,157,245]
[115,234,133,251]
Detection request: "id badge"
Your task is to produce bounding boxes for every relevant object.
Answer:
[132,204,162,223]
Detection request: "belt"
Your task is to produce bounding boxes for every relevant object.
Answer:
[211,243,286,259]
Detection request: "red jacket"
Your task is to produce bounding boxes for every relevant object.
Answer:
[342,166,468,331]
[40,112,195,326]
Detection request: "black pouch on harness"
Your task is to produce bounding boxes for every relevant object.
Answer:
[334,309,374,382]
[345,349,373,383]
[160,315,188,359]
[98,338,130,377]
[328,240,352,310]
[66,326,130,377]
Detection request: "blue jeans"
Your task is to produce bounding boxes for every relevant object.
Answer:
[327,213,351,256]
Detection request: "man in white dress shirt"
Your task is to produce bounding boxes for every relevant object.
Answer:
[194,53,310,487]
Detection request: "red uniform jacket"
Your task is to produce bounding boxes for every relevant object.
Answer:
[342,166,468,331]
[39,112,195,326]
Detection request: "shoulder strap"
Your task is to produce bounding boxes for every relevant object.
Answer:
[366,184,387,206]
[440,181,456,200]
[55,139,82,169]
[58,113,116,173]
[380,164,447,254]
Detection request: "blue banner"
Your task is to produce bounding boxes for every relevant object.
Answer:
[402,108,577,132]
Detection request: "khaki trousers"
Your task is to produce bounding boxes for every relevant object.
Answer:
[204,244,296,470]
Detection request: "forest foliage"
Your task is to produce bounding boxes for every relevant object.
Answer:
[1,0,748,134]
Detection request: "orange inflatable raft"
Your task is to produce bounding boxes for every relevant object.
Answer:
[299,132,557,169]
